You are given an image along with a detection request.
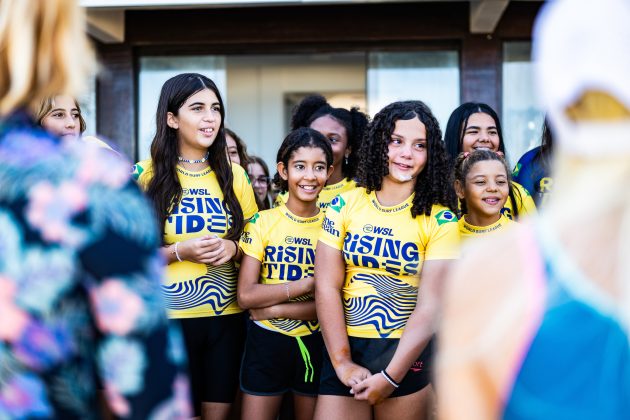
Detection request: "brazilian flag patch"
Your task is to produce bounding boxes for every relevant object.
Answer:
[131,164,143,181]
[328,195,346,213]
[512,163,521,178]
[435,210,456,225]
[249,213,260,224]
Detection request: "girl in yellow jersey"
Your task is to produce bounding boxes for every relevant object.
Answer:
[237,128,334,420]
[314,101,460,420]
[453,149,514,239]
[133,73,258,419]
[276,94,369,210]
[444,102,536,220]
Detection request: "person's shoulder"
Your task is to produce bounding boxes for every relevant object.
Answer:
[327,186,366,214]
[343,185,367,202]
[231,162,250,181]
[256,206,281,223]
[0,116,62,166]
[425,204,458,225]
[275,191,288,206]
[517,146,541,166]
[132,158,153,182]
[511,180,531,196]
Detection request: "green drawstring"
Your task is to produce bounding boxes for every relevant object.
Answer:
[295,336,314,383]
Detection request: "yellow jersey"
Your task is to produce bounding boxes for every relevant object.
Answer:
[318,188,460,339]
[133,160,258,318]
[503,181,537,220]
[275,178,357,211]
[240,204,323,337]
[458,214,513,240]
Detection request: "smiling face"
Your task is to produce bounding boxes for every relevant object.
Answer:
[309,115,349,173]
[167,88,221,158]
[40,95,82,140]
[457,159,509,223]
[385,117,428,184]
[461,112,500,153]
[278,146,332,205]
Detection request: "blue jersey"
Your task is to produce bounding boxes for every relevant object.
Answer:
[512,147,552,207]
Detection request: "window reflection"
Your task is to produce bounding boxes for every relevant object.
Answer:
[502,42,544,167]
[367,51,460,131]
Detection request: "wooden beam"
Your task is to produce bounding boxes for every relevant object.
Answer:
[86,9,125,43]
[470,0,509,34]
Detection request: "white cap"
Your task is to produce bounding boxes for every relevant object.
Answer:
[534,0,630,119]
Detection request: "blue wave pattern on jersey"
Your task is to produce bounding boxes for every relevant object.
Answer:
[266,293,318,334]
[268,318,319,334]
[161,262,237,314]
[344,273,418,338]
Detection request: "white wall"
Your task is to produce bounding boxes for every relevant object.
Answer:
[225,54,366,170]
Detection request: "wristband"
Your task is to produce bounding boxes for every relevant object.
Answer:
[174,241,183,262]
[380,370,400,388]
[231,239,241,259]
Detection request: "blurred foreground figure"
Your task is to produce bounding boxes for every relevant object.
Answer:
[0,0,191,418]
[437,0,630,419]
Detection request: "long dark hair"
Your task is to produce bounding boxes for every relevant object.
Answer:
[444,102,520,219]
[225,127,250,167]
[272,127,333,193]
[290,94,368,181]
[534,116,554,172]
[146,73,245,241]
[444,102,506,162]
[355,100,457,217]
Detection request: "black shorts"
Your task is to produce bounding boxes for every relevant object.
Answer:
[319,336,433,398]
[240,322,323,397]
[176,312,246,413]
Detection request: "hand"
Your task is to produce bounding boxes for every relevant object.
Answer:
[179,236,235,266]
[351,372,396,405]
[249,306,276,321]
[334,361,371,389]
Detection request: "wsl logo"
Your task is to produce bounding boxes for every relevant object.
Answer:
[363,224,394,236]
[285,236,313,246]
[182,188,212,196]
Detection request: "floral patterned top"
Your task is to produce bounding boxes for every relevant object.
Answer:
[0,111,192,419]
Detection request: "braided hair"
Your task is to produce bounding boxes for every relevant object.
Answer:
[291,94,368,180]
[356,100,457,217]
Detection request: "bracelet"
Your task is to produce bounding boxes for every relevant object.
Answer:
[174,241,183,262]
[380,370,400,388]
[231,239,241,259]
[284,282,291,301]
